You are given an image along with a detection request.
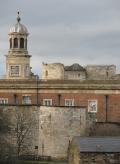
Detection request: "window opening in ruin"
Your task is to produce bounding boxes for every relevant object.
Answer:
[20,38,24,48]
[45,70,48,77]
[14,38,18,48]
[43,99,52,106]
[65,99,74,106]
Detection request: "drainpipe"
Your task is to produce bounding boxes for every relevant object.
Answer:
[105,95,108,122]
[58,94,61,106]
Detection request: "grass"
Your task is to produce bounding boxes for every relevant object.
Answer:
[19,161,67,164]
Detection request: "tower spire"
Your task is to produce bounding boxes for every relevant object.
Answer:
[17,11,21,23]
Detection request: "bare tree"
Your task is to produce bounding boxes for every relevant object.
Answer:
[0,108,14,162]
[14,106,37,157]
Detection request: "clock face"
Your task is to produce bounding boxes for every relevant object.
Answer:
[88,100,97,113]
[10,65,20,77]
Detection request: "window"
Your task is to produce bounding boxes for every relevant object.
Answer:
[20,38,24,48]
[10,38,12,49]
[22,96,31,104]
[65,99,74,106]
[88,100,97,113]
[25,39,27,49]
[14,38,18,48]
[45,70,48,77]
[0,98,8,104]
[10,65,20,77]
[43,99,52,106]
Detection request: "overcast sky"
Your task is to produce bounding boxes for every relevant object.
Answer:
[0,0,120,77]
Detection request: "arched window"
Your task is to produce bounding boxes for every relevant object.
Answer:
[20,38,24,48]
[45,70,48,77]
[25,39,27,49]
[14,38,18,48]
[10,38,12,49]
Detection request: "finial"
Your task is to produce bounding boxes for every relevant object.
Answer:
[17,11,21,23]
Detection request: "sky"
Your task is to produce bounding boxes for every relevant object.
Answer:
[0,0,120,77]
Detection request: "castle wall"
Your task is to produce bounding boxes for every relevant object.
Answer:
[0,106,92,159]
[86,65,116,80]
[42,63,64,80]
[38,106,88,159]
[0,105,120,160]
[64,71,86,80]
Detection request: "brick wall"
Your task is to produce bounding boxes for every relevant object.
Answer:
[0,92,120,122]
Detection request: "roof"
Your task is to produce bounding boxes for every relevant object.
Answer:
[65,63,85,71]
[9,12,28,34]
[72,137,120,153]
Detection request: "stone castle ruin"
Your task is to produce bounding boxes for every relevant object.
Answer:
[42,63,118,80]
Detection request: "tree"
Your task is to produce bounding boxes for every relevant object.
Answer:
[14,106,37,157]
[0,108,14,162]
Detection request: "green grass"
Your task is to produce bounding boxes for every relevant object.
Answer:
[19,161,67,164]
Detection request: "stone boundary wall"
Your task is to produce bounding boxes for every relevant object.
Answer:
[38,106,89,159]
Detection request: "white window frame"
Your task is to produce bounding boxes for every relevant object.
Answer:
[65,99,74,106]
[22,95,31,104]
[9,65,21,77]
[0,98,8,104]
[43,99,52,106]
[88,100,97,113]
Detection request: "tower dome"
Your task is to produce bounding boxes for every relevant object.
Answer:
[9,12,28,34]
[6,12,31,80]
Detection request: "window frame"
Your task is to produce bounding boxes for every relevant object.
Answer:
[43,99,52,106]
[88,100,97,113]
[65,99,74,107]
[9,65,20,77]
[22,95,31,105]
[0,98,8,104]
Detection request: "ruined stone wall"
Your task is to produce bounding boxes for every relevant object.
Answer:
[1,105,119,160]
[64,71,86,80]
[38,106,88,159]
[86,65,116,80]
[0,106,93,159]
[42,63,64,80]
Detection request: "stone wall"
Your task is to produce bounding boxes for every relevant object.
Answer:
[41,63,117,80]
[0,106,39,157]
[64,70,86,80]
[0,105,93,160]
[86,65,116,80]
[1,105,119,160]
[80,153,120,164]
[38,106,88,159]
[42,63,64,80]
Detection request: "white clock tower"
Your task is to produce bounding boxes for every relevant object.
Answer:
[6,12,31,79]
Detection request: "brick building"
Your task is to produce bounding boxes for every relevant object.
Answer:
[0,12,120,160]
[0,12,120,123]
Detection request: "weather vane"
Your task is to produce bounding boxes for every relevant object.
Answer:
[17,11,21,23]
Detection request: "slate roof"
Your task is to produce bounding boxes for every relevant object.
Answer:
[73,137,120,153]
[65,63,85,71]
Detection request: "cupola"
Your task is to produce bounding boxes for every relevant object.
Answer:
[6,12,31,79]
[8,12,28,54]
